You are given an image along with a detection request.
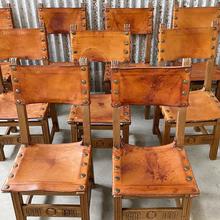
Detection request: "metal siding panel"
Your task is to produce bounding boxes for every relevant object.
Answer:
[0,0,219,91]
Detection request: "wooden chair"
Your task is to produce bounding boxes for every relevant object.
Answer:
[153,24,220,160]
[2,59,92,220]
[0,27,58,161]
[0,4,14,93]
[172,3,220,96]
[111,60,199,220]
[104,5,154,118]
[69,27,131,148]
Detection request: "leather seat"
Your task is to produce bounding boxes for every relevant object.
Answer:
[2,142,91,192]
[0,92,48,120]
[68,94,131,124]
[112,142,199,197]
[162,90,220,122]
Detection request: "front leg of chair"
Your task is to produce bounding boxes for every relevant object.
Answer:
[0,144,5,161]
[114,196,122,220]
[50,104,60,132]
[181,196,192,220]
[80,192,90,220]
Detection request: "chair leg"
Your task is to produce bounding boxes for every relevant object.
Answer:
[11,192,26,220]
[209,119,220,160]
[144,105,151,119]
[122,124,129,144]
[0,144,5,161]
[71,124,78,142]
[42,119,51,144]
[50,104,60,132]
[153,106,161,135]
[80,192,90,220]
[215,80,220,100]
[114,196,122,220]
[162,121,171,145]
[181,196,192,220]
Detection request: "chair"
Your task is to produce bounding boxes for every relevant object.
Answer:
[153,24,220,160]
[172,3,220,96]
[111,60,199,220]
[2,59,92,220]
[104,5,154,118]
[0,27,57,161]
[68,27,131,148]
[0,4,14,92]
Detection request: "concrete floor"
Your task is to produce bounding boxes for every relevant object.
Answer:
[0,106,220,220]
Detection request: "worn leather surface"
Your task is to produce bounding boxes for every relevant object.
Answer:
[38,8,86,34]
[111,66,190,107]
[112,142,199,197]
[0,29,48,60]
[2,142,91,192]
[71,31,131,62]
[12,65,89,105]
[158,27,218,62]
[105,8,153,34]
[0,8,13,29]
[0,92,48,120]
[68,94,131,124]
[162,90,220,122]
[173,7,220,28]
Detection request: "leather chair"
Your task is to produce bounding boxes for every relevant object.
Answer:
[2,59,92,220]
[0,4,14,92]
[69,27,131,148]
[172,2,220,97]
[104,5,154,118]
[153,23,220,160]
[0,27,57,161]
[111,60,199,220]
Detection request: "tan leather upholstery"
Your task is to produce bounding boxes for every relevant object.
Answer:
[112,142,199,197]
[0,92,48,120]
[162,90,220,122]
[2,142,91,192]
[68,94,130,124]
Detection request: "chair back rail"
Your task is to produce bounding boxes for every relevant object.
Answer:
[0,4,13,29]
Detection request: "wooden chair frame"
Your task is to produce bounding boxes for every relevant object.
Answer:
[2,58,92,220]
[153,23,220,160]
[111,59,199,220]
[0,26,59,161]
[68,26,131,148]
[172,1,220,98]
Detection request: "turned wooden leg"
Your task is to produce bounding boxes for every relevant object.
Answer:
[42,119,51,144]
[181,196,192,220]
[80,192,90,220]
[11,192,26,220]
[114,196,122,220]
[122,124,129,144]
[209,119,220,160]
[0,144,5,161]
[50,104,60,132]
[162,121,171,145]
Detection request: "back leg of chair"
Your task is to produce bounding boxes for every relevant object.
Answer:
[182,196,192,220]
[42,118,51,144]
[80,192,90,220]
[122,124,129,144]
[209,119,220,160]
[162,120,171,145]
[114,196,122,220]
[50,104,60,132]
[71,124,78,142]
[144,105,151,119]
[0,144,5,161]
[153,106,162,135]
[11,192,26,220]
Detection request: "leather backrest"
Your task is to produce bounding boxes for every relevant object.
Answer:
[0,7,13,29]
[38,7,86,34]
[158,27,218,62]
[105,8,153,34]
[173,7,220,28]
[71,31,131,62]
[0,28,48,60]
[111,65,190,107]
[11,63,90,105]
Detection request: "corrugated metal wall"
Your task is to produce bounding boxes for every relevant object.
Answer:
[0,0,219,91]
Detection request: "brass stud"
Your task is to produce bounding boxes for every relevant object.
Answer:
[80,173,86,178]
[9,173,14,178]
[115,188,120,193]
[41,39,45,42]
[185,68,190,73]
[161,49,165,53]
[81,67,86,71]
[113,79,119,84]
[174,16,178,20]
[13,163,18,168]
[16,100,21,104]
[174,24,178,28]
[11,66,17,71]
[40,28,44,32]
[83,152,88,157]
[176,146,183,151]
[114,90,119,94]
[15,88,21,94]
[184,166,190,171]
[18,153,23,157]
[124,112,129,115]
[182,91,187,96]
[161,39,165,43]
[183,79,188,84]
[80,185,85,190]
[186,176,193,181]
[3,185,10,190]
[212,37,216,41]
[72,32,76,35]
[81,79,86,84]
[114,156,120,160]
[82,100,89,105]
[73,51,78,54]
[124,41,129,45]
[82,162,88,166]
[211,46,215,50]
[125,32,129,35]
[42,48,47,51]
[82,90,87,95]
[114,166,120,170]
[115,176,120,181]
[124,50,129,54]
[13,78,18,83]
